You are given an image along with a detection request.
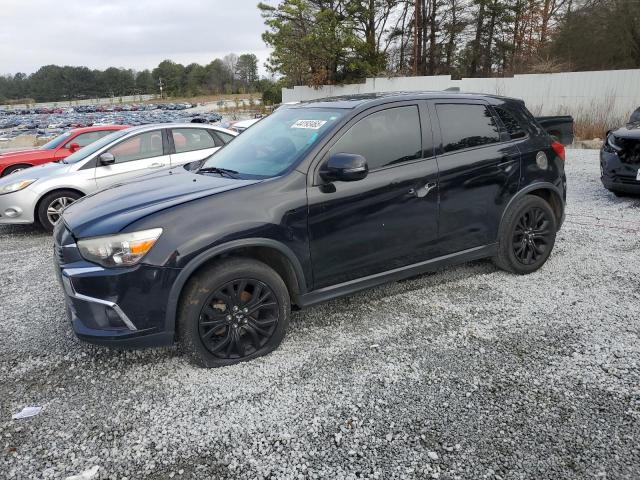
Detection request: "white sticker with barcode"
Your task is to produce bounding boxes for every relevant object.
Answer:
[291,119,327,130]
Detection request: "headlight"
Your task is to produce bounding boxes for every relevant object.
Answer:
[77,228,163,267]
[0,179,36,195]
[606,134,622,152]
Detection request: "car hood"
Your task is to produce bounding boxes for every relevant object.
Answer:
[63,167,262,238]
[0,148,52,163]
[610,123,640,139]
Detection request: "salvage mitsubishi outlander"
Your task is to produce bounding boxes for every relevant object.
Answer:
[54,92,569,367]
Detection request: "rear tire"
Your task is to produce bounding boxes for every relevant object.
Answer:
[177,257,291,368]
[493,195,557,274]
[36,190,82,233]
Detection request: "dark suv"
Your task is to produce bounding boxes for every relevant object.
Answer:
[54,93,568,367]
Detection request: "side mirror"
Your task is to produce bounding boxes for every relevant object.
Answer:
[68,142,81,153]
[98,152,115,166]
[320,153,368,182]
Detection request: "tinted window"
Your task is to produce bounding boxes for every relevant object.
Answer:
[329,106,422,170]
[495,107,526,139]
[107,131,164,163]
[436,104,500,152]
[213,131,235,144]
[172,128,217,153]
[65,130,113,148]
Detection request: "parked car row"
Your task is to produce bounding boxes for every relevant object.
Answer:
[0,102,196,116]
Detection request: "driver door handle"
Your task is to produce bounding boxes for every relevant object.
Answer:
[149,162,165,169]
[408,182,437,198]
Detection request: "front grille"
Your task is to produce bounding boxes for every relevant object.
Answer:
[611,174,640,185]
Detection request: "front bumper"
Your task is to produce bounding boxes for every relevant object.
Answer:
[600,149,640,194]
[0,188,38,224]
[54,224,179,348]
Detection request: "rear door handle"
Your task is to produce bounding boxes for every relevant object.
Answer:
[149,162,165,169]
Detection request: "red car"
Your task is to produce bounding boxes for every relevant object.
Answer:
[0,125,128,176]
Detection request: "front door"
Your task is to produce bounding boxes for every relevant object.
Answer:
[94,129,170,189]
[430,100,521,255]
[307,103,440,289]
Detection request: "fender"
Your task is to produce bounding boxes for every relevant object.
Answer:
[501,181,566,228]
[163,237,308,335]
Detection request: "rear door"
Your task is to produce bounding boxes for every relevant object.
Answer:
[430,100,521,255]
[94,129,170,189]
[307,102,440,289]
[169,128,222,166]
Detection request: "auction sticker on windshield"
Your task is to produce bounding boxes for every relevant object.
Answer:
[291,120,327,129]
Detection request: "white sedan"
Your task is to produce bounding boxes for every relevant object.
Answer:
[0,123,237,231]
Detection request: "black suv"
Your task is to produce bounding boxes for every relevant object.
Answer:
[54,93,567,367]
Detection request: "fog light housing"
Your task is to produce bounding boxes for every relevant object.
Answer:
[3,207,22,218]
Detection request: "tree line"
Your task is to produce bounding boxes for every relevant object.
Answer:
[0,53,265,103]
[259,0,640,86]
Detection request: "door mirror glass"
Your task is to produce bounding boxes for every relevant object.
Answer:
[68,142,81,153]
[320,153,368,182]
[98,152,116,166]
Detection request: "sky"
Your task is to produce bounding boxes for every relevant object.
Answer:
[0,0,274,76]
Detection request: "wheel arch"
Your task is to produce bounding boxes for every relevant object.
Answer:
[34,187,86,221]
[1,163,34,176]
[165,238,307,337]
[501,183,565,231]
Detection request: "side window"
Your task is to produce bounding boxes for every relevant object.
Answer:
[495,107,526,139]
[436,104,500,153]
[329,106,422,170]
[213,131,235,145]
[172,128,217,153]
[107,131,164,163]
[65,131,109,148]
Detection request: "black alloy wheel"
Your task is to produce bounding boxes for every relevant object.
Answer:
[493,194,557,274]
[178,257,290,367]
[198,279,279,359]
[512,206,552,265]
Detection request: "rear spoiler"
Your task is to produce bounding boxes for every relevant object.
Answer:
[535,116,574,146]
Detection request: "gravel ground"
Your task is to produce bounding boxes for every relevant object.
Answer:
[0,149,639,480]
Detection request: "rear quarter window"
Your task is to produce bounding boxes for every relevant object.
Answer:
[436,104,500,153]
[494,106,526,139]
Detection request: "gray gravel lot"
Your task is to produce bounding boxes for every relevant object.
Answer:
[1,149,639,479]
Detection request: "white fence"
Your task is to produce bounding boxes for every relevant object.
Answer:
[282,69,640,124]
[1,94,157,110]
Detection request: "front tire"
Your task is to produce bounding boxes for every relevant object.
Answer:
[36,190,82,232]
[493,195,557,274]
[177,258,291,368]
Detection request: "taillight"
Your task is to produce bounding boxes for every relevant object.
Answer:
[551,141,565,161]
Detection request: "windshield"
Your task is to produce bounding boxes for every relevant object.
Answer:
[62,129,130,164]
[40,131,72,150]
[200,107,345,178]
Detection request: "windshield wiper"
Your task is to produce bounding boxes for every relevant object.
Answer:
[198,167,239,179]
